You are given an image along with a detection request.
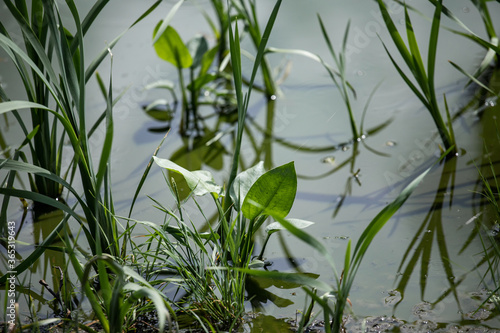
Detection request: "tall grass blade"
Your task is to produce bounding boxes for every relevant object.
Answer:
[427,0,442,102]
[85,0,163,82]
[152,0,185,45]
[224,0,282,212]
[95,56,114,192]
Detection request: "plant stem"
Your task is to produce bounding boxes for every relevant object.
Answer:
[177,67,188,134]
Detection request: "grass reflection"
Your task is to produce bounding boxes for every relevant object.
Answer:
[394,156,462,314]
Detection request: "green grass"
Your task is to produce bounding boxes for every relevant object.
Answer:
[377,0,457,155]
[0,1,176,331]
[0,0,165,259]
[317,16,359,140]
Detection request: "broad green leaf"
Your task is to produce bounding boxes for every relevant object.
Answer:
[187,35,208,68]
[153,22,192,68]
[240,268,331,292]
[265,218,314,235]
[153,156,221,196]
[242,161,296,220]
[230,161,265,211]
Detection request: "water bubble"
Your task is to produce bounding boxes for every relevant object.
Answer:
[399,18,405,25]
[463,6,470,13]
[485,98,497,107]
[356,70,364,76]
[270,94,277,101]
[341,145,349,152]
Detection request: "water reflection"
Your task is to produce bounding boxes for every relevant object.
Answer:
[393,156,463,314]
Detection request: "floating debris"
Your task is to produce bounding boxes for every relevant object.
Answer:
[386,140,397,147]
[322,156,336,165]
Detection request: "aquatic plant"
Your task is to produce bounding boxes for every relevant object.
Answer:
[241,149,451,333]
[377,0,457,155]
[146,0,288,137]
[135,155,312,329]
[124,2,309,329]
[150,20,233,136]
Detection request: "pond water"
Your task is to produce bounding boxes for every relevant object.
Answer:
[1,0,500,331]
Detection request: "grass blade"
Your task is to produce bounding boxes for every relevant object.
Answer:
[427,0,442,101]
[152,0,185,45]
[449,61,497,95]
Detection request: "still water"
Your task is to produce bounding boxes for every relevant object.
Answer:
[1,0,500,330]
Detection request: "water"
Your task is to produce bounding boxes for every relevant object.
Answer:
[1,0,500,330]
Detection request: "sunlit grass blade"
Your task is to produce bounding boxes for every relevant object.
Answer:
[152,0,185,45]
[427,0,442,102]
[94,58,114,192]
[377,0,413,70]
[404,7,428,97]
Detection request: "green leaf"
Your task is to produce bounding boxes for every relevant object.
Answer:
[242,161,296,220]
[153,23,192,68]
[143,99,174,121]
[248,259,265,269]
[239,268,331,292]
[187,35,208,68]
[153,156,222,196]
[200,46,218,75]
[265,218,314,235]
[229,161,265,211]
